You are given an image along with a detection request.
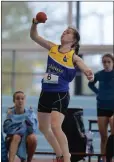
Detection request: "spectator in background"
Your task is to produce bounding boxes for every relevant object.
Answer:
[3,91,38,162]
[88,54,114,162]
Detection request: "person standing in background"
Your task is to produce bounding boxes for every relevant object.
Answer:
[88,54,114,162]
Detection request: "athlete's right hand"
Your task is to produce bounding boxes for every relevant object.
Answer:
[32,18,39,24]
[32,18,46,24]
[84,69,94,81]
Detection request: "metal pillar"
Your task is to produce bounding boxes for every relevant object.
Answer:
[74,1,82,95]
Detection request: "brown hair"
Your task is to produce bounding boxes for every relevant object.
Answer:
[13,91,25,102]
[69,27,80,55]
[102,53,114,69]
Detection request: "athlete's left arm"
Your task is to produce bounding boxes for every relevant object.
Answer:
[73,54,94,81]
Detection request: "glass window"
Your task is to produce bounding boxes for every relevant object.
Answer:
[15,51,47,73]
[15,74,43,96]
[2,51,13,72]
[72,2,77,27]
[2,1,68,43]
[2,74,12,95]
[80,2,113,45]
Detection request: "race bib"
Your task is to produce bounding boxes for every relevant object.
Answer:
[43,73,59,84]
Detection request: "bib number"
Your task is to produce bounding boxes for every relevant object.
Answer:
[43,73,59,84]
[47,74,51,80]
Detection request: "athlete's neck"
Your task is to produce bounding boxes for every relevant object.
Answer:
[59,43,74,53]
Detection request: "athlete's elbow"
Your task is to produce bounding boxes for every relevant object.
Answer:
[30,32,34,40]
[30,33,37,43]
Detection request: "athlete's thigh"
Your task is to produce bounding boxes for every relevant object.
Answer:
[51,111,65,128]
[38,91,52,113]
[52,92,70,115]
[38,112,51,128]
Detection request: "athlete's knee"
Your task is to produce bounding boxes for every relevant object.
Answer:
[39,124,46,133]
[51,123,61,134]
[39,124,50,134]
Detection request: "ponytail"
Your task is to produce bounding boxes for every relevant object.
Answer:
[71,42,80,55]
[75,43,80,55]
[69,27,80,55]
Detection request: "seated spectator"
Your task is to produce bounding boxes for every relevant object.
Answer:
[3,91,38,162]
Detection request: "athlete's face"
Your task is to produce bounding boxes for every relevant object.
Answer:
[102,56,113,71]
[61,28,76,44]
[14,93,25,109]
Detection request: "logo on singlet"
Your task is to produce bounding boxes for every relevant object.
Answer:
[63,56,68,62]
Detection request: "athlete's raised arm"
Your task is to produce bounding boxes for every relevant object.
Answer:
[30,18,56,50]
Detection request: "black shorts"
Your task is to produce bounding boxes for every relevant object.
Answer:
[97,99,114,110]
[38,91,70,115]
[97,108,114,117]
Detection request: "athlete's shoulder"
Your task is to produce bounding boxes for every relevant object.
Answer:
[49,45,58,51]
[48,45,59,56]
[72,54,81,62]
